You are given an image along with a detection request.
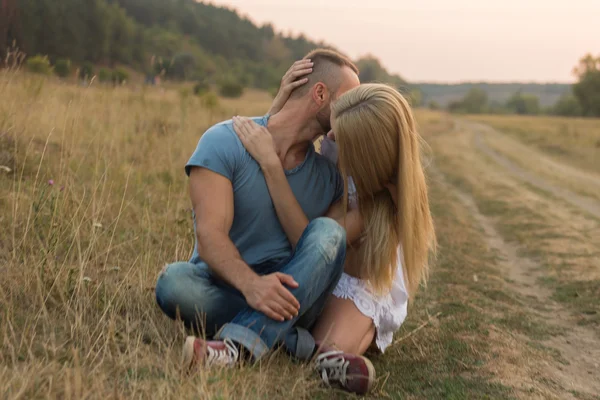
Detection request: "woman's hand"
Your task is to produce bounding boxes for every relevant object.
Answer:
[232,116,280,168]
[268,59,313,116]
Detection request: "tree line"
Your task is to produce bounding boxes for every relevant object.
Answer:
[442,54,600,118]
[1,0,406,95]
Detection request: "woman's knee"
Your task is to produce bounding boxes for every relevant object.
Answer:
[312,297,375,354]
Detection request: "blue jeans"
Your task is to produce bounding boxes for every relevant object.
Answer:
[155,217,346,360]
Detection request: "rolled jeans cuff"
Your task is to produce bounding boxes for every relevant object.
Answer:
[215,323,269,360]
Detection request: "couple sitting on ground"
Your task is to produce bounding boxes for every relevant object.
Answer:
[154,48,436,395]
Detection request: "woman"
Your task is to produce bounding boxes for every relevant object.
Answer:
[232,71,437,357]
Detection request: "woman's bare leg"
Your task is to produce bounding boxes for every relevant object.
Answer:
[312,295,376,355]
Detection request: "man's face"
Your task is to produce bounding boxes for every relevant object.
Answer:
[316,66,360,133]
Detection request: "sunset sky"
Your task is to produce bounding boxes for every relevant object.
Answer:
[209,0,600,83]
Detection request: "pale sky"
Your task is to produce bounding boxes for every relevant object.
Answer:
[208,0,600,83]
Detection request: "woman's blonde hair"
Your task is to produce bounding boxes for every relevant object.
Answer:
[332,83,436,297]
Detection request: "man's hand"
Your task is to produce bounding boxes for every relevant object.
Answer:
[241,273,300,321]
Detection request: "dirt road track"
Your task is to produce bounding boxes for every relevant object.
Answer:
[459,120,600,220]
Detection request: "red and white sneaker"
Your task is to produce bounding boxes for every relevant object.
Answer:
[182,336,239,370]
[315,350,376,395]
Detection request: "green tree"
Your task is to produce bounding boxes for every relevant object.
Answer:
[355,55,407,87]
[505,91,540,115]
[448,88,488,114]
[552,94,583,117]
[572,54,600,117]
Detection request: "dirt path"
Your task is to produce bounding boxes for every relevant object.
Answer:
[434,169,600,398]
[458,120,600,220]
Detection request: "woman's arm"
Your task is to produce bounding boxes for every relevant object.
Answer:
[232,117,308,247]
[232,117,364,248]
[267,60,313,116]
[325,201,364,245]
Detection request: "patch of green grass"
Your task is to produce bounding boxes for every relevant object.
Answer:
[569,388,600,400]
[494,312,563,340]
[551,280,600,329]
[389,375,515,399]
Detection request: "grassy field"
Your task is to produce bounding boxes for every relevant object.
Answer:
[466,114,600,175]
[1,71,599,399]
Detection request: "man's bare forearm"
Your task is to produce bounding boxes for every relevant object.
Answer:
[196,229,257,293]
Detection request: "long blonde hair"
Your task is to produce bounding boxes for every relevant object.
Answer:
[332,84,436,297]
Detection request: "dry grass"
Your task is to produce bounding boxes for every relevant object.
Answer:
[2,72,576,399]
[465,114,600,174]
[0,71,301,399]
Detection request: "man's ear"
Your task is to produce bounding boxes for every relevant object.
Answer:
[312,82,328,106]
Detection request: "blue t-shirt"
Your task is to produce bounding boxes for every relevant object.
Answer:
[185,115,343,268]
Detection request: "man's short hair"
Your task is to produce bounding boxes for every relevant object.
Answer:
[291,48,359,99]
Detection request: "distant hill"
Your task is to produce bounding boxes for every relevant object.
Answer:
[416,82,571,108]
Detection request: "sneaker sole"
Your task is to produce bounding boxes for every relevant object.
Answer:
[360,355,376,393]
[182,336,197,371]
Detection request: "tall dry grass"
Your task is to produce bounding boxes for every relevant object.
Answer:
[0,71,327,399]
[3,70,563,399]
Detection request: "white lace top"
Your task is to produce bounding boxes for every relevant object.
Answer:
[331,177,409,352]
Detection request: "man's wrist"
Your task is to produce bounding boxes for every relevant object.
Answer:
[237,267,259,296]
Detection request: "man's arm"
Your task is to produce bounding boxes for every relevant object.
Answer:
[189,167,300,321]
[190,166,255,290]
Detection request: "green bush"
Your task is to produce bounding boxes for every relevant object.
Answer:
[201,91,220,110]
[79,62,94,80]
[218,78,244,98]
[193,80,210,96]
[26,55,53,75]
[98,68,111,83]
[54,59,71,78]
[428,101,440,110]
[112,68,129,85]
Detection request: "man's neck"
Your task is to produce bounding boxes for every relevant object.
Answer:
[267,102,323,170]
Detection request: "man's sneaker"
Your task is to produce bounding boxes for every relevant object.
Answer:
[182,336,239,370]
[315,350,376,395]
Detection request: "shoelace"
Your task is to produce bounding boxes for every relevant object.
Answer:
[206,338,239,367]
[315,350,349,385]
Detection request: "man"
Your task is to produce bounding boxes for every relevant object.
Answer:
[155,49,371,394]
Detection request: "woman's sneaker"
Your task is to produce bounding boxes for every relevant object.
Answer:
[315,350,376,395]
[182,336,239,370]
